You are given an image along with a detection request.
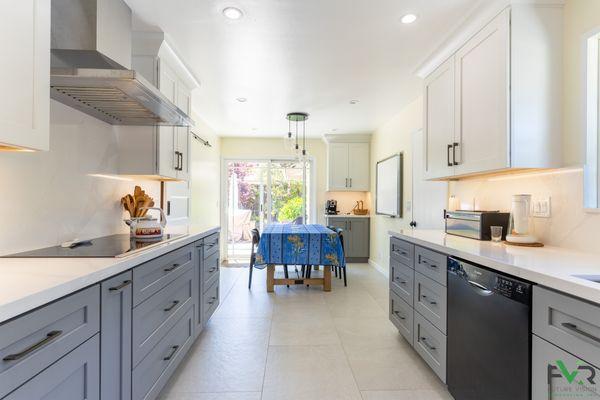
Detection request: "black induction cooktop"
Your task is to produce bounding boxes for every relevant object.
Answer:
[2,234,186,258]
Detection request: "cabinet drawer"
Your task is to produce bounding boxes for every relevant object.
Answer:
[203,279,220,325]
[203,233,219,259]
[133,244,194,306]
[390,259,414,306]
[414,272,447,334]
[132,306,194,400]
[4,334,100,400]
[132,269,193,367]
[390,290,413,345]
[532,334,599,400]
[203,250,220,286]
[414,311,447,383]
[0,285,100,398]
[533,286,600,367]
[415,246,447,286]
[390,238,414,267]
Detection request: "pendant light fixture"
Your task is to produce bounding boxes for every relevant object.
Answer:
[285,112,309,160]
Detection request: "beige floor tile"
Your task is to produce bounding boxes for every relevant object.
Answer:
[197,317,271,351]
[333,317,405,350]
[360,389,454,400]
[159,393,262,400]
[270,318,340,346]
[271,302,332,323]
[262,345,362,400]
[344,345,445,391]
[326,296,386,318]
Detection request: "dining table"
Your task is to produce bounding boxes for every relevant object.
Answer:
[255,223,346,292]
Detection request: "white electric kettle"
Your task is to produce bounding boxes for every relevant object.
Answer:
[125,207,167,239]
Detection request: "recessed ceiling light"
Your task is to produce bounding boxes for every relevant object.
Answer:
[349,100,359,105]
[223,7,243,20]
[236,97,247,103]
[401,14,417,24]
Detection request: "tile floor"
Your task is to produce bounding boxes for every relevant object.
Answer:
[158,264,454,400]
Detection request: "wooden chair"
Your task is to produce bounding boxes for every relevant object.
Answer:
[248,228,290,289]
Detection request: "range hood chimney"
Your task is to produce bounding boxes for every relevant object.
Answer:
[50,0,194,127]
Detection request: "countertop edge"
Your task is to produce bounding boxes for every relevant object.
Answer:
[388,230,600,305]
[0,226,220,324]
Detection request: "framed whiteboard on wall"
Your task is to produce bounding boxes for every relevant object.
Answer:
[376,153,403,217]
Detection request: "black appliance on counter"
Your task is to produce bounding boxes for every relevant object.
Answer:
[326,199,338,215]
[447,257,532,400]
[2,234,186,258]
[445,210,510,240]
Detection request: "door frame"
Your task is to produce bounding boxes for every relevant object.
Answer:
[221,156,317,260]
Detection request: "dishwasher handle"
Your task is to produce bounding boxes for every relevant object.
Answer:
[467,280,493,295]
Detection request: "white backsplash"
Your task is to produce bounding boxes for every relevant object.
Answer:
[0,101,160,256]
[449,168,600,253]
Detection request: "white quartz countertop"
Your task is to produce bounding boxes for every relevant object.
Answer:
[324,214,371,218]
[389,229,600,304]
[0,224,219,324]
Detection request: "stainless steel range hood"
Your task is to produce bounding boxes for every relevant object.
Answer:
[50,0,194,127]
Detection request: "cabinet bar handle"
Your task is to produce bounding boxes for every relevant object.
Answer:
[393,311,406,320]
[208,296,217,305]
[447,144,453,167]
[3,330,63,361]
[164,263,181,272]
[163,345,179,361]
[163,300,180,312]
[561,322,600,343]
[452,142,459,166]
[420,336,436,351]
[208,267,217,273]
[349,178,352,187]
[421,294,437,305]
[109,280,132,292]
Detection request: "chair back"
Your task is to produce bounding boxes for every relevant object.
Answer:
[250,228,260,264]
[327,226,345,252]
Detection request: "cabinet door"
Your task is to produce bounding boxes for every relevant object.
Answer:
[454,9,510,176]
[424,57,455,179]
[100,272,132,400]
[157,60,178,179]
[347,143,370,190]
[347,219,369,258]
[328,143,350,190]
[0,0,49,151]
[176,83,191,181]
[5,335,100,400]
[532,335,600,400]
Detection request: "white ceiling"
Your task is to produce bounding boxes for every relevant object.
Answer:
[125,0,479,137]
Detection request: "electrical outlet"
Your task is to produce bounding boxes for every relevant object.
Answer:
[532,197,551,218]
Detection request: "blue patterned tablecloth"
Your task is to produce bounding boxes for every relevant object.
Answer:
[255,224,345,267]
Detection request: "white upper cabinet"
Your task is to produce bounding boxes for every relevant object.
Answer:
[454,9,510,176]
[0,0,50,151]
[424,58,455,179]
[326,136,370,191]
[422,3,563,180]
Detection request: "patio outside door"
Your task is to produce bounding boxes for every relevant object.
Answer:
[225,159,312,262]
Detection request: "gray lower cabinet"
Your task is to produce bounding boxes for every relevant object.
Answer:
[0,285,100,398]
[326,217,370,261]
[100,272,132,400]
[532,334,600,400]
[4,335,100,400]
[388,236,447,384]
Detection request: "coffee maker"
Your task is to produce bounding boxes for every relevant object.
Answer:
[326,200,338,215]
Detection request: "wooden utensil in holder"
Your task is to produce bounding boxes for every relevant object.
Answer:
[121,186,155,218]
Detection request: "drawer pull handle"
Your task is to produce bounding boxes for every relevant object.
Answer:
[163,345,180,361]
[420,336,436,351]
[394,277,407,284]
[393,311,406,320]
[109,280,132,292]
[421,259,436,268]
[207,296,217,305]
[208,267,217,273]
[163,300,180,312]
[3,330,63,361]
[562,322,600,344]
[421,295,437,306]
[164,263,181,272]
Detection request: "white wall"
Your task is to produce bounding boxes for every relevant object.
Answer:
[0,101,161,255]
[190,117,221,226]
[369,97,423,270]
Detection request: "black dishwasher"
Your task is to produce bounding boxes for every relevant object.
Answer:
[447,257,532,400]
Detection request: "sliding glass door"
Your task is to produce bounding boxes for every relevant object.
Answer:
[225,158,313,262]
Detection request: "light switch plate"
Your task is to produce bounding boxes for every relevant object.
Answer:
[532,197,551,218]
